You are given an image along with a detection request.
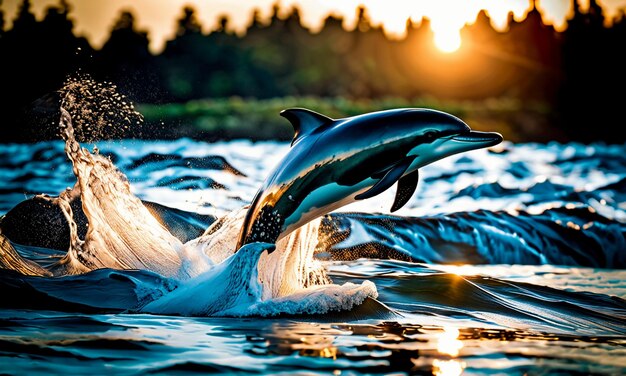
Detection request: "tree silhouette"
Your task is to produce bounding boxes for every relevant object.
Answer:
[0,0,5,39]
[94,10,161,103]
[38,1,92,95]
[348,6,402,98]
[0,1,625,142]
[0,1,5,69]
[558,0,625,142]
[0,0,41,141]
[1,0,38,109]
[176,6,202,36]
[295,13,352,97]
[0,0,92,141]
[158,7,205,100]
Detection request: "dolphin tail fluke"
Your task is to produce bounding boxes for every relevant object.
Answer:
[390,170,419,212]
[355,157,415,201]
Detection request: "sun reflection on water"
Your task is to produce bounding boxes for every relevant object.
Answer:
[434,326,466,375]
[437,326,464,357]
[433,359,466,376]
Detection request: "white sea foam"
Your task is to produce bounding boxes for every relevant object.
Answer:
[141,242,378,317]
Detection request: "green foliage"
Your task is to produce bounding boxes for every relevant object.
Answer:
[138,96,553,143]
[2,0,622,142]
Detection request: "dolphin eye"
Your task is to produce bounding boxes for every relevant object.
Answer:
[424,131,437,140]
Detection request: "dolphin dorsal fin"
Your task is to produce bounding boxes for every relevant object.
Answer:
[280,108,334,146]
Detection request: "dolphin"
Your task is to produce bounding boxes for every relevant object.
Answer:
[236,108,502,249]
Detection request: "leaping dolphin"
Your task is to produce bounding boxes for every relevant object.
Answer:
[237,108,502,249]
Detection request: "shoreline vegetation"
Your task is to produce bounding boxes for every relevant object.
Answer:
[137,96,555,143]
[2,0,624,143]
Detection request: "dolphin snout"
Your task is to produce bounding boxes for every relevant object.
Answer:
[451,130,503,148]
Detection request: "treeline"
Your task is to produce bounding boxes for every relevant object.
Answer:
[0,0,625,142]
[137,97,552,143]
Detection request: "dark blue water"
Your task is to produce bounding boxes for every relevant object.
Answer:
[0,139,625,374]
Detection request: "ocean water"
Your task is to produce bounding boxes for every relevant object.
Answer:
[0,133,625,374]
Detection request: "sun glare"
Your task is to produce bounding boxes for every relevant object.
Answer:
[423,1,469,54]
[433,29,462,53]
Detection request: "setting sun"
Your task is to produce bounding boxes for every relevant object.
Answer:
[434,29,462,53]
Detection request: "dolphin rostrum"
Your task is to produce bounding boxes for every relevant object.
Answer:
[236,108,503,249]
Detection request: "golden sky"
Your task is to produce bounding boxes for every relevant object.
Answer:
[2,0,626,53]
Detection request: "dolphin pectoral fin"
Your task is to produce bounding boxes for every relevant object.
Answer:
[280,108,334,146]
[355,157,414,201]
[390,170,419,212]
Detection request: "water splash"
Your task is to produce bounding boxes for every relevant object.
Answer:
[59,75,143,142]
[50,107,184,276]
[0,79,373,315]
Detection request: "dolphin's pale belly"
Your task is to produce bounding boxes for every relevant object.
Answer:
[281,179,376,237]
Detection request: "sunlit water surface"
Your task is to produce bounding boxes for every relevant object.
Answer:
[0,139,625,375]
